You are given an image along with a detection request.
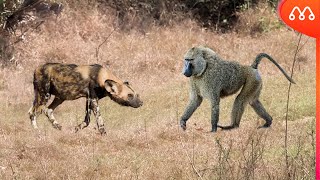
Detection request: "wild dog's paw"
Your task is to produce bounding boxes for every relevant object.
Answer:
[75,122,89,132]
[52,123,62,130]
[98,127,106,135]
[74,126,80,133]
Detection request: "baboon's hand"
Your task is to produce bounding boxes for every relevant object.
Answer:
[180,120,187,131]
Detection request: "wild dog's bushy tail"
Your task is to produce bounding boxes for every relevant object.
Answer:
[251,53,295,84]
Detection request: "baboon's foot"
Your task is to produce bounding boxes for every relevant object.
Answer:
[75,122,89,133]
[210,126,217,133]
[52,123,62,130]
[98,127,106,135]
[258,121,272,129]
[180,120,187,131]
[217,125,238,130]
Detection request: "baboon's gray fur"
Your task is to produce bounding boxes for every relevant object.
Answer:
[180,46,295,132]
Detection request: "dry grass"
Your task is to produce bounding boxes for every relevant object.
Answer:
[0,3,316,179]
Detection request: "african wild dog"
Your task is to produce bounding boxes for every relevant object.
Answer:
[28,63,143,134]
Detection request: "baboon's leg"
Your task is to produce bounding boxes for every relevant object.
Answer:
[91,99,106,135]
[250,100,273,128]
[180,94,203,131]
[231,96,248,127]
[75,98,92,132]
[218,80,260,130]
[44,98,64,130]
[210,95,220,132]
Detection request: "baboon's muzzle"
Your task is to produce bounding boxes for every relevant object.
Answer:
[182,60,192,77]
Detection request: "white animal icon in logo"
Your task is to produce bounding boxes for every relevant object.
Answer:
[289,6,315,21]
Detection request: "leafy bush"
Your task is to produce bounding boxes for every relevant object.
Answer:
[96,0,263,32]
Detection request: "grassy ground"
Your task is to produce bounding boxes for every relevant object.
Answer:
[0,4,316,179]
[0,70,315,179]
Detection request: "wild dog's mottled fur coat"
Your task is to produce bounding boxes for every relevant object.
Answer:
[28,63,142,134]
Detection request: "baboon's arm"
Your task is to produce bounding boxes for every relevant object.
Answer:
[180,93,203,130]
[210,94,220,132]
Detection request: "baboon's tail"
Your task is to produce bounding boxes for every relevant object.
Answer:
[251,53,295,84]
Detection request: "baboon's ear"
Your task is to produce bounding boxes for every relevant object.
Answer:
[105,80,119,95]
[197,58,207,77]
[202,50,209,59]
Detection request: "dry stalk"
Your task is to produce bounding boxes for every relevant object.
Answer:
[8,160,17,180]
[284,33,302,179]
[79,139,90,161]
[179,134,204,180]
[175,84,203,179]
[95,29,115,63]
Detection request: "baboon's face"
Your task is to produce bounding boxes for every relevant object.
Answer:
[182,47,207,77]
[105,80,143,108]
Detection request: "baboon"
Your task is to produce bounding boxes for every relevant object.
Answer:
[180,46,295,132]
[28,63,143,134]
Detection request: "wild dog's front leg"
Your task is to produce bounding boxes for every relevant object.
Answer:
[75,98,92,132]
[91,99,106,135]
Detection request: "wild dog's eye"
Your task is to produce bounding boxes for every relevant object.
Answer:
[124,81,130,85]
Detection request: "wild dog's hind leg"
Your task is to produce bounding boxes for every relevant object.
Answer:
[28,84,49,129]
[28,104,39,129]
[75,98,92,132]
[44,98,64,130]
[91,99,106,135]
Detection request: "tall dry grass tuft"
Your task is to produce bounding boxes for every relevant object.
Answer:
[0,1,315,179]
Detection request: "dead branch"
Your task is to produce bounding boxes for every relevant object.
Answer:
[284,33,302,179]
[95,29,115,63]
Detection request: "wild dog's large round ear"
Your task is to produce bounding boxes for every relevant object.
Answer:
[105,80,119,94]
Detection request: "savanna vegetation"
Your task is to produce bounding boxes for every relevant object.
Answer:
[0,0,315,179]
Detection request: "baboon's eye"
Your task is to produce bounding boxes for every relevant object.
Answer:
[185,58,194,61]
[128,94,134,98]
